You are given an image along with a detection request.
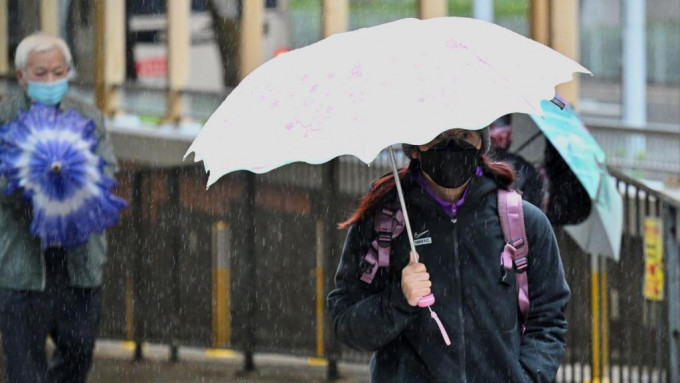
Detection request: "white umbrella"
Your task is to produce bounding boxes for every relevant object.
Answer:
[187,17,589,185]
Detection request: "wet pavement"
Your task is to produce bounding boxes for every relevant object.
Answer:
[1,340,370,383]
[87,358,367,383]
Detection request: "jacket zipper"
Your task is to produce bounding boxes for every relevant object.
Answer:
[452,217,467,383]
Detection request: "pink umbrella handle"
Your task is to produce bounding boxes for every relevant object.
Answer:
[418,293,435,307]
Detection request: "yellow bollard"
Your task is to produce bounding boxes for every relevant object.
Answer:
[212,221,232,348]
[601,261,611,382]
[586,255,611,383]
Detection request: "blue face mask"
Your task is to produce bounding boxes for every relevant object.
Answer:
[27,78,69,106]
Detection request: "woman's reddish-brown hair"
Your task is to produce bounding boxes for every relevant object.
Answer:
[338,156,516,229]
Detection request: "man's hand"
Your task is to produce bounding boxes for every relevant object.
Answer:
[401,252,432,306]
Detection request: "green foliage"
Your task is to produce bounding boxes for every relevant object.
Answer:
[288,0,530,47]
[449,0,472,16]
[290,0,528,18]
[139,114,162,125]
[495,0,528,17]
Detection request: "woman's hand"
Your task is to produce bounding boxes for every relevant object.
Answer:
[401,252,432,306]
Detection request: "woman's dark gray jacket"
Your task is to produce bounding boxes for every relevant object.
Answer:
[328,172,570,383]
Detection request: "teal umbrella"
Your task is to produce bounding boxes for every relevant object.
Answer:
[512,99,623,260]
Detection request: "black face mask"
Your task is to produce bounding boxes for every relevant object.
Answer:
[418,139,481,188]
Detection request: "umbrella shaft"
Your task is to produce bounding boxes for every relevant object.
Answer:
[388,146,418,261]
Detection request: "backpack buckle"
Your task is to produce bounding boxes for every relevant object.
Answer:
[359,258,375,275]
[514,257,528,273]
[509,237,525,249]
[377,230,392,248]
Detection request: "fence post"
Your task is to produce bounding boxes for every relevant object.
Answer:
[665,205,679,383]
[241,172,257,371]
[590,254,602,382]
[131,171,145,362]
[321,160,340,380]
[237,0,262,371]
[320,2,347,379]
[168,168,182,363]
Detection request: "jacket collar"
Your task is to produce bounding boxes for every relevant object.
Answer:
[402,168,498,220]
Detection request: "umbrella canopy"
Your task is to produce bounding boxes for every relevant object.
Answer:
[511,100,623,260]
[0,103,128,249]
[186,16,590,186]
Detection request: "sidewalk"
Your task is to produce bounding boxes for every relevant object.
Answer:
[88,340,369,383]
[0,340,370,383]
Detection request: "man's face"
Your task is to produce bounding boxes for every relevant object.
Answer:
[16,48,69,90]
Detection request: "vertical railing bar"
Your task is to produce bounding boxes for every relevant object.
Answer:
[623,182,632,383]
[655,197,661,219]
[656,299,663,382]
[607,258,613,383]
[613,178,622,383]
[132,170,145,362]
[664,203,679,383]
[584,248,589,383]
[634,187,644,383]
[635,188,642,237]
[564,266,573,383]
[645,299,652,381]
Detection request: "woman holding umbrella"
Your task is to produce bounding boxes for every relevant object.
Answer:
[328,126,570,382]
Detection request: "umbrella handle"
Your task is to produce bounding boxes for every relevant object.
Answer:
[388,146,450,346]
[51,162,62,173]
[388,146,418,260]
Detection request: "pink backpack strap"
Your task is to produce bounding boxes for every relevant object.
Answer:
[360,203,404,284]
[498,189,530,334]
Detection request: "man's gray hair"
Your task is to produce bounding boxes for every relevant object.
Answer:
[14,33,72,72]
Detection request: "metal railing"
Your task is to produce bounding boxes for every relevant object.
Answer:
[585,118,680,181]
[87,154,680,382]
[555,167,679,383]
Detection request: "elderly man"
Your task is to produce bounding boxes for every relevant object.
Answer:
[0,33,118,383]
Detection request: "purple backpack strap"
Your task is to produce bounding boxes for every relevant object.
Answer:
[360,203,404,284]
[498,189,530,334]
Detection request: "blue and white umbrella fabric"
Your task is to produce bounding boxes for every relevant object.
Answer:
[0,102,127,249]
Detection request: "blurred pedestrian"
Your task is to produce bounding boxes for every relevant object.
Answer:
[488,114,545,208]
[328,127,570,382]
[543,140,592,226]
[0,33,118,383]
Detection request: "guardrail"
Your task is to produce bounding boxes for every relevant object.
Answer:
[584,118,680,181]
